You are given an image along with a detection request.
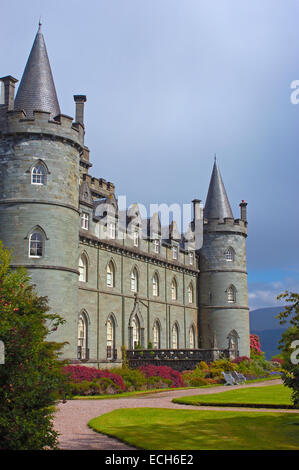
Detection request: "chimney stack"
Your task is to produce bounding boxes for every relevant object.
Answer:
[239,200,247,222]
[74,95,87,126]
[192,199,202,220]
[0,76,18,110]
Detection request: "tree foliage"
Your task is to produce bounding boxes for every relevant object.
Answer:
[276,291,299,407]
[0,242,68,449]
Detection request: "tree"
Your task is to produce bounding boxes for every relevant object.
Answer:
[0,241,69,449]
[276,291,299,407]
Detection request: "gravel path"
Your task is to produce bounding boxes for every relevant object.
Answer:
[54,379,298,450]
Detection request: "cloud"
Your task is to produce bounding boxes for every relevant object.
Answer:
[248,278,299,310]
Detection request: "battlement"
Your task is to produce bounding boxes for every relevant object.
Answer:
[82,173,115,198]
[0,109,84,149]
[204,217,248,236]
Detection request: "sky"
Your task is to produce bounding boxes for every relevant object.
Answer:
[1,0,299,311]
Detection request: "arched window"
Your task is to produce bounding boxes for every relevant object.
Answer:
[29,231,43,258]
[31,162,46,185]
[78,254,88,282]
[188,283,193,304]
[106,317,115,359]
[153,321,161,349]
[225,247,234,262]
[227,285,236,303]
[131,268,138,292]
[189,325,195,349]
[78,313,88,360]
[172,323,179,349]
[106,261,115,287]
[132,316,140,349]
[152,273,159,297]
[171,278,177,301]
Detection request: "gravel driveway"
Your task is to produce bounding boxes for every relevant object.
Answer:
[54,379,297,450]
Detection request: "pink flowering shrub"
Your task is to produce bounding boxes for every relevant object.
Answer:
[232,356,252,364]
[250,334,263,356]
[63,365,126,391]
[139,365,185,388]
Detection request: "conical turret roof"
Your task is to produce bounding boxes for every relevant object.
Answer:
[14,22,60,119]
[204,159,233,220]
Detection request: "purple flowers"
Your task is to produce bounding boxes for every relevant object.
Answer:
[63,365,126,391]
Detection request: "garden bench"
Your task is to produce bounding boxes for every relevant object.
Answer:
[222,371,237,385]
[232,371,246,384]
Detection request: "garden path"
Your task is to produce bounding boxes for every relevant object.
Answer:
[53,378,298,450]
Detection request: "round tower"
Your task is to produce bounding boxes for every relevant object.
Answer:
[199,161,250,357]
[0,25,84,360]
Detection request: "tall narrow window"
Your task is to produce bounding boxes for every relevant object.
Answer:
[78,313,88,360]
[109,222,116,239]
[106,317,115,359]
[29,231,43,258]
[152,273,159,297]
[106,261,115,287]
[171,278,177,301]
[81,212,89,230]
[172,246,178,260]
[132,317,140,349]
[227,285,236,303]
[189,326,195,349]
[31,163,46,185]
[153,239,160,254]
[79,254,88,282]
[131,268,138,292]
[153,321,160,349]
[133,230,139,247]
[172,323,179,349]
[189,252,194,265]
[188,283,193,304]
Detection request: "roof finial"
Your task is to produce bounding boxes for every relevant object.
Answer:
[214,153,217,163]
[38,17,42,32]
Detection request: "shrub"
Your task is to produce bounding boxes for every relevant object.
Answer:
[63,365,125,391]
[69,378,123,396]
[139,365,185,388]
[113,367,147,391]
[232,356,252,364]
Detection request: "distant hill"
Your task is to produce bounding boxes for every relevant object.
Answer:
[250,306,289,360]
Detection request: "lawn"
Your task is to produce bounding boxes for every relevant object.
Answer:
[172,384,294,408]
[88,407,299,450]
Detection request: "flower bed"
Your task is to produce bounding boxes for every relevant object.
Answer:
[63,365,126,391]
[139,365,185,388]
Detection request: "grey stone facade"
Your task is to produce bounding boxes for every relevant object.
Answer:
[0,25,250,368]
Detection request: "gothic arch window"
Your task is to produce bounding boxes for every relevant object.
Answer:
[106,260,115,288]
[152,273,159,297]
[106,316,115,359]
[171,278,177,301]
[78,312,89,361]
[153,320,161,349]
[132,316,140,349]
[187,282,194,304]
[31,161,47,185]
[79,253,88,282]
[225,247,235,262]
[131,267,138,292]
[172,322,179,349]
[227,285,236,303]
[189,325,196,349]
[227,330,239,359]
[28,229,45,258]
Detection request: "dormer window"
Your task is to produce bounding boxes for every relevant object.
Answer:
[31,163,46,185]
[81,212,89,230]
[109,222,116,239]
[172,246,178,260]
[153,239,160,254]
[133,230,139,247]
[189,252,194,265]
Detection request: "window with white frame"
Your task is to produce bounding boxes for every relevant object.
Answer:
[172,323,179,349]
[29,231,43,258]
[189,251,194,265]
[106,317,114,359]
[152,273,159,297]
[109,222,116,239]
[172,246,178,260]
[132,316,140,349]
[171,278,177,301]
[153,239,160,254]
[78,313,88,360]
[79,254,88,282]
[227,285,236,303]
[189,326,195,349]
[31,163,46,185]
[188,283,193,304]
[153,321,160,349]
[106,261,115,287]
[81,212,89,230]
[131,268,138,292]
[133,230,139,247]
[225,247,234,262]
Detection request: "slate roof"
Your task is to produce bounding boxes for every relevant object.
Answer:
[204,160,233,220]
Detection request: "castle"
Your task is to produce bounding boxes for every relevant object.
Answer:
[0,24,250,368]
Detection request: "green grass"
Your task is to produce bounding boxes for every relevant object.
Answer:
[173,384,294,408]
[88,407,299,450]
